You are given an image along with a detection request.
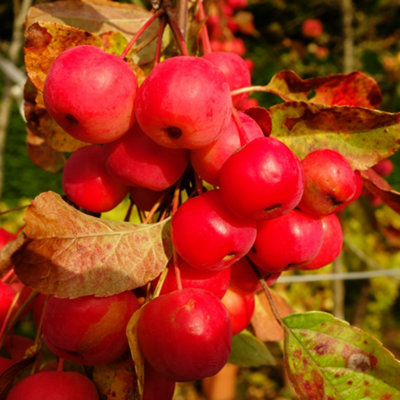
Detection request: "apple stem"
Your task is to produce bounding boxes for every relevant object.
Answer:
[196,0,212,54]
[231,85,293,102]
[173,251,183,290]
[142,191,168,224]
[167,12,189,56]
[232,108,248,147]
[57,357,65,372]
[0,204,28,216]
[1,268,15,283]
[124,197,135,222]
[154,16,167,68]
[34,294,50,346]
[120,9,165,60]
[194,172,203,195]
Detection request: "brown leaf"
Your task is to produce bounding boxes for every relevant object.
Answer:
[25,0,162,65]
[14,192,172,298]
[92,354,136,400]
[0,235,26,275]
[24,21,102,92]
[251,290,293,342]
[362,169,400,214]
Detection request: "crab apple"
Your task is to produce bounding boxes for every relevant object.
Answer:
[135,56,232,149]
[373,159,394,177]
[0,281,19,328]
[3,335,34,362]
[0,228,16,249]
[62,145,128,213]
[153,256,231,298]
[190,111,263,186]
[221,287,255,334]
[220,137,304,221]
[302,19,323,38]
[203,52,251,109]
[42,291,139,365]
[137,288,232,381]
[143,361,176,400]
[248,209,324,273]
[300,213,343,270]
[129,186,169,212]
[298,149,358,216]
[171,190,257,271]
[0,356,12,374]
[104,123,189,190]
[6,371,99,400]
[43,45,137,144]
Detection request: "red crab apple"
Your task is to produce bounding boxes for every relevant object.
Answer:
[190,111,263,186]
[62,145,128,213]
[298,149,357,216]
[137,288,232,381]
[0,228,16,249]
[6,371,99,400]
[143,361,176,400]
[300,213,343,270]
[171,190,257,271]
[104,123,189,190]
[248,209,324,273]
[43,45,137,144]
[42,291,139,365]
[220,136,304,220]
[135,56,232,149]
[302,19,323,38]
[203,51,251,109]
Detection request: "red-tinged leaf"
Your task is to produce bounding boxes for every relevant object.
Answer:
[126,306,145,399]
[251,290,293,342]
[264,70,382,108]
[25,0,163,65]
[269,101,400,169]
[361,169,400,214]
[283,311,400,400]
[92,354,136,400]
[244,107,272,136]
[0,235,26,274]
[13,191,172,298]
[24,21,102,92]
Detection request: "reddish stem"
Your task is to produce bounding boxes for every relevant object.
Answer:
[124,197,134,222]
[232,107,248,147]
[120,9,165,59]
[166,10,189,56]
[173,250,183,290]
[57,357,65,372]
[1,268,15,283]
[197,0,212,54]
[154,16,167,68]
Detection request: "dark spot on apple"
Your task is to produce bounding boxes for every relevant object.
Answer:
[264,203,282,213]
[327,193,343,206]
[166,126,183,139]
[65,113,79,125]
[223,252,236,262]
[250,246,256,253]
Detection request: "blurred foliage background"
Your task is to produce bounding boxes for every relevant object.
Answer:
[2,0,400,398]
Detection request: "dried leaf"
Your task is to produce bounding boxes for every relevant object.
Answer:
[284,311,400,400]
[92,355,136,400]
[251,290,293,342]
[228,329,275,367]
[0,235,26,275]
[25,0,162,65]
[265,70,382,108]
[13,191,172,298]
[362,169,400,214]
[269,101,400,169]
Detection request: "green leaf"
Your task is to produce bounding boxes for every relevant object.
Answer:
[269,101,400,169]
[228,329,275,367]
[12,191,172,298]
[283,311,400,400]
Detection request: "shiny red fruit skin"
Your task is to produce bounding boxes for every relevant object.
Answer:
[135,56,232,149]
[190,111,263,186]
[105,123,189,190]
[203,51,251,109]
[220,137,304,220]
[248,209,324,273]
[43,291,139,365]
[300,213,343,270]
[171,190,257,271]
[138,288,232,382]
[62,145,128,213]
[44,45,137,144]
[6,371,99,400]
[298,149,357,217]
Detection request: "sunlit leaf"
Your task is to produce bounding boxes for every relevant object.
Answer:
[0,235,26,274]
[228,329,275,367]
[13,192,172,298]
[284,311,400,400]
[269,101,400,169]
[264,70,382,108]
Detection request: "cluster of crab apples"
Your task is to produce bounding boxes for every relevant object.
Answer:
[2,44,362,398]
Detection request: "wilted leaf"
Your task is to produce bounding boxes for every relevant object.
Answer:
[0,235,26,274]
[92,354,136,400]
[362,169,400,214]
[269,101,400,169]
[284,311,400,400]
[126,306,145,398]
[251,290,293,342]
[228,329,275,367]
[25,0,163,65]
[24,21,102,92]
[13,191,172,298]
[264,70,382,108]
